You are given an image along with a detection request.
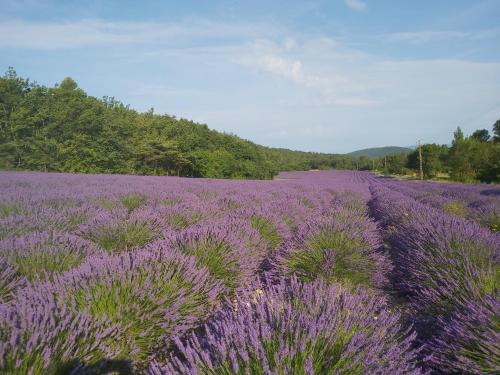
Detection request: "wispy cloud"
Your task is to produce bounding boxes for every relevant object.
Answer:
[344,0,367,12]
[385,31,468,43]
[238,39,379,107]
[379,29,500,43]
[0,19,278,49]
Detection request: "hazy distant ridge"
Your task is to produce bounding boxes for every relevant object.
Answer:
[346,146,412,158]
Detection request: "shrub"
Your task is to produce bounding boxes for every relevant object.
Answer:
[166,219,264,291]
[0,260,25,302]
[25,246,224,368]
[80,212,162,252]
[276,209,389,289]
[156,277,421,374]
[120,193,148,213]
[250,215,282,250]
[0,231,98,282]
[370,184,499,372]
[425,296,500,374]
[0,288,121,374]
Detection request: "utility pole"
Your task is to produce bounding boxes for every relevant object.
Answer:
[384,156,387,170]
[418,140,423,180]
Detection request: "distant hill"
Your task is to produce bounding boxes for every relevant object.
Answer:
[346,146,412,158]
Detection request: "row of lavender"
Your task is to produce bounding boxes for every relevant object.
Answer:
[369,181,499,374]
[0,171,423,374]
[377,178,500,232]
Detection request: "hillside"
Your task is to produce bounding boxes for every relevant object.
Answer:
[0,69,360,179]
[346,146,411,159]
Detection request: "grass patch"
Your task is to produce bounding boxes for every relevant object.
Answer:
[0,202,24,218]
[12,251,87,282]
[160,197,181,206]
[251,216,282,250]
[442,201,467,217]
[120,193,148,213]
[89,222,159,252]
[286,229,373,287]
[175,238,239,290]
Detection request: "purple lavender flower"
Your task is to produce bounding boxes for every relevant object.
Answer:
[425,296,500,374]
[46,244,223,366]
[154,276,421,374]
[0,260,26,302]
[163,218,263,291]
[370,183,499,373]
[0,231,99,282]
[0,286,122,374]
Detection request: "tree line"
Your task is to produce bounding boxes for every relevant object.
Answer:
[375,124,500,183]
[0,68,362,179]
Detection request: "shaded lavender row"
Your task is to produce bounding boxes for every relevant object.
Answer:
[369,183,499,374]
[377,178,500,232]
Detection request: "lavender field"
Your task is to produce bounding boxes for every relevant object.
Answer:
[0,170,498,374]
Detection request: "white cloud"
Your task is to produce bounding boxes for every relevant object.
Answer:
[344,0,367,12]
[256,56,312,86]
[236,38,379,107]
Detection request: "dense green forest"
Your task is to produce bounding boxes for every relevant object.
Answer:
[375,125,500,183]
[0,68,362,179]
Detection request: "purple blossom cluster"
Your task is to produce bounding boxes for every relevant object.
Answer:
[152,276,421,375]
[0,170,498,374]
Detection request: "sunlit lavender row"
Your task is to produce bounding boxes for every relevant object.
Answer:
[0,170,498,374]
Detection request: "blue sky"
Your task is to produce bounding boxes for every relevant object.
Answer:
[1,0,500,153]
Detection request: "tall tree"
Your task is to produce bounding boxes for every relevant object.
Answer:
[493,120,500,143]
[470,129,490,142]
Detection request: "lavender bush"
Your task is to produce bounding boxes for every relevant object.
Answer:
[274,207,390,289]
[0,288,121,374]
[165,218,264,291]
[50,245,224,366]
[0,231,99,282]
[154,276,421,375]
[78,210,164,252]
[0,260,25,302]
